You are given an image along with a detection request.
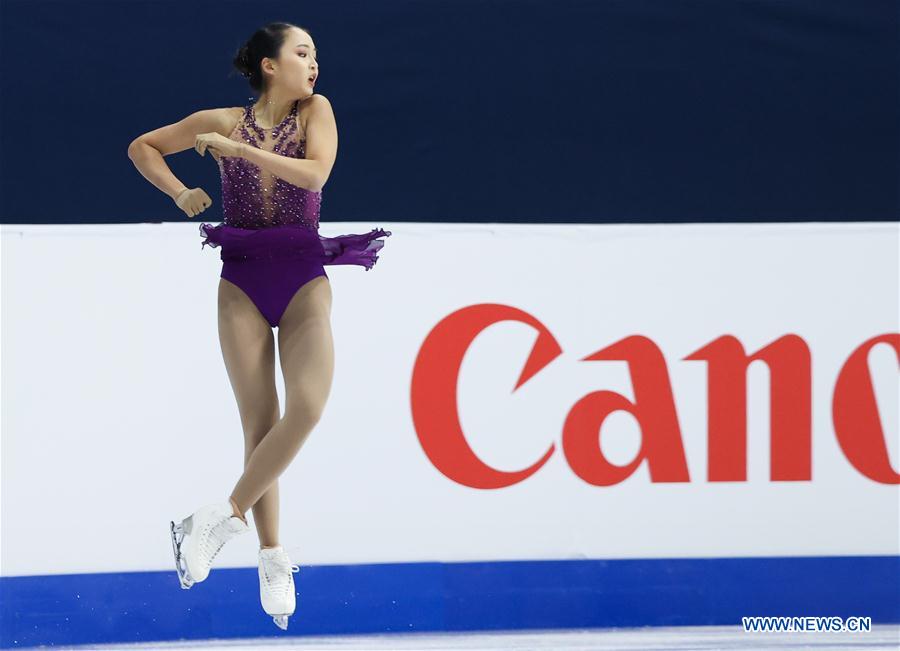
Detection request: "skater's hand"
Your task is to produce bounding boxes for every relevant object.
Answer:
[194,132,244,162]
[174,187,213,218]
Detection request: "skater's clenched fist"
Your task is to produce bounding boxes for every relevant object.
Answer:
[175,187,213,218]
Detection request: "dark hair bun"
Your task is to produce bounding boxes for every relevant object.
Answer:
[230,22,308,93]
[233,45,252,78]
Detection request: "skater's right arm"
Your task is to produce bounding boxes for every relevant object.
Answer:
[127,108,237,217]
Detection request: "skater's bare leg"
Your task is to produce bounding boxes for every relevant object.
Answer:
[217,278,281,545]
[230,276,334,516]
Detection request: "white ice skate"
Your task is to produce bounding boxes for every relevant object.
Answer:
[258,545,301,629]
[169,501,250,589]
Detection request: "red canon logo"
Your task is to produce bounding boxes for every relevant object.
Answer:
[410,304,899,488]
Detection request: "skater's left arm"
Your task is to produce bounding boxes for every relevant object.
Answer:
[239,95,338,193]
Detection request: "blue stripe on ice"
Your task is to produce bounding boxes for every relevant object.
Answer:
[1,555,898,648]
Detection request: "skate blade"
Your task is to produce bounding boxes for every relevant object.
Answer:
[170,520,195,589]
[273,614,290,630]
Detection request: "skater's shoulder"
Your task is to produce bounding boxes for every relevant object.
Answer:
[297,94,332,122]
[296,95,333,142]
[187,106,244,138]
[301,93,330,108]
[222,106,246,136]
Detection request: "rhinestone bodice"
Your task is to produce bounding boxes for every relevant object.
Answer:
[217,98,322,230]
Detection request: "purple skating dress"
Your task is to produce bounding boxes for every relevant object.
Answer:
[198,98,390,328]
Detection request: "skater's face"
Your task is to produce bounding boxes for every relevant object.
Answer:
[262,27,318,97]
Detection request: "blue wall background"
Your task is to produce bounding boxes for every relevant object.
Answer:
[1,0,897,225]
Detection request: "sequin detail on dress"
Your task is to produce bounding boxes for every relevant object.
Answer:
[217,99,320,229]
[198,98,391,274]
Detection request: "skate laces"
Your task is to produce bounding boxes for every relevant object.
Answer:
[202,513,241,566]
[261,550,300,598]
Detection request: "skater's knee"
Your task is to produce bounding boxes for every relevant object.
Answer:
[283,393,325,432]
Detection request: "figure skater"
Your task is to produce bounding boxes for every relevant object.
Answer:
[127,22,390,630]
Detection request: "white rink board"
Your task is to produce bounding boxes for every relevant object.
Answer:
[1,221,898,577]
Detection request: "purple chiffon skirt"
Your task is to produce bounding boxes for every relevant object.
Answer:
[198,222,391,269]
